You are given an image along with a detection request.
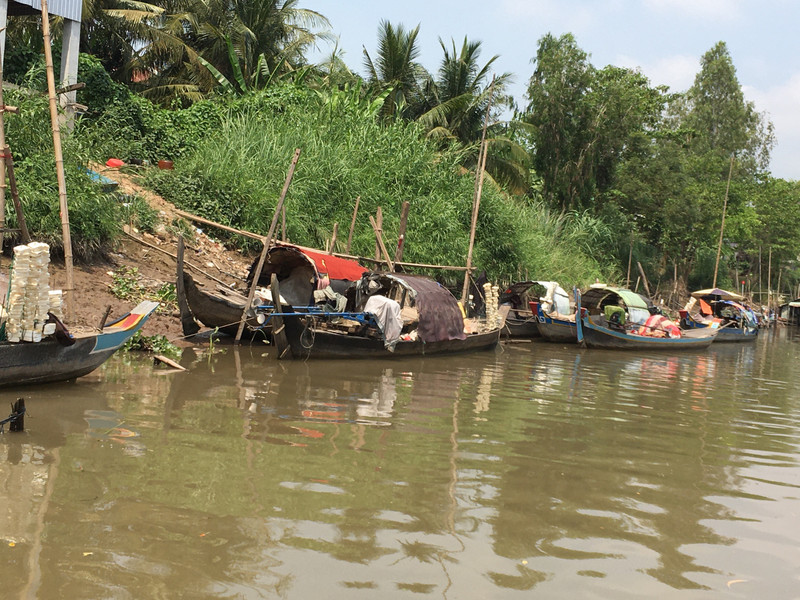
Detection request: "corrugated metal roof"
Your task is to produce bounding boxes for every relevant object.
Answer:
[11,0,81,22]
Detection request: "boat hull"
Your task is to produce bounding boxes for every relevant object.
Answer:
[181,272,261,337]
[536,317,578,343]
[282,315,500,359]
[681,315,758,343]
[503,312,540,338]
[0,301,158,387]
[579,317,716,351]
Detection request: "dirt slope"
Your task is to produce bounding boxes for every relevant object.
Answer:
[45,166,255,345]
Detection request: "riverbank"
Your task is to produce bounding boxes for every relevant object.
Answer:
[39,166,255,345]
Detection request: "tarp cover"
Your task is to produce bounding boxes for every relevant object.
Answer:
[390,274,466,343]
[252,244,366,288]
[364,295,403,349]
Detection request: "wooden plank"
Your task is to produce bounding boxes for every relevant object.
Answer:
[153,354,187,371]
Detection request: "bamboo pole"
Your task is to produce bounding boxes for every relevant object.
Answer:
[713,155,735,288]
[637,261,652,298]
[346,196,360,254]
[373,207,382,260]
[328,222,338,255]
[0,45,8,259]
[235,148,301,343]
[369,214,394,272]
[768,247,772,311]
[394,200,410,263]
[626,233,633,288]
[758,246,762,306]
[462,75,496,304]
[40,0,75,321]
[4,147,31,243]
[173,208,265,241]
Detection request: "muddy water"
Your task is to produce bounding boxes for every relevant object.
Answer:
[2,329,800,599]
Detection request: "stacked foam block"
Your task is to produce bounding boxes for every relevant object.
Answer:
[5,242,61,343]
[482,282,500,331]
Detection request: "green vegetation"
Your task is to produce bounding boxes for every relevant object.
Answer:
[4,8,799,300]
[122,331,182,359]
[108,266,177,314]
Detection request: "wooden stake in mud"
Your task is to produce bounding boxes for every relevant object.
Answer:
[394,200,410,264]
[369,214,394,272]
[0,47,8,257]
[637,261,652,298]
[346,196,360,254]
[328,222,338,255]
[4,147,31,243]
[41,0,75,321]
[461,75,496,305]
[235,148,301,344]
[373,207,383,261]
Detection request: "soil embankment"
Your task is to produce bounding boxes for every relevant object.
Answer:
[43,167,255,345]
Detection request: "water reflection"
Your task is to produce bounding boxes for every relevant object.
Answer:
[0,331,799,598]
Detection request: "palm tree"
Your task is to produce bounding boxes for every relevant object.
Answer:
[362,20,424,120]
[125,0,328,101]
[417,37,529,194]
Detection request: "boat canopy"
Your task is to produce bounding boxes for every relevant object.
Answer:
[500,280,570,315]
[581,286,652,325]
[362,273,467,343]
[249,244,367,305]
[691,288,743,301]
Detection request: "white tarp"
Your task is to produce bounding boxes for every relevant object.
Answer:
[364,295,403,350]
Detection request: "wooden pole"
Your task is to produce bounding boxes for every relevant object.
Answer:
[4,147,31,243]
[235,148,301,343]
[713,155,735,288]
[373,206,382,260]
[637,261,652,298]
[0,46,8,259]
[328,222,338,255]
[394,200,410,263]
[40,0,75,321]
[768,247,772,311]
[776,262,783,309]
[462,75,496,304]
[758,246,762,307]
[346,196,360,254]
[369,214,394,272]
[626,234,633,288]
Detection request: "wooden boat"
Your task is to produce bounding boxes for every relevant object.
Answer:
[274,272,501,359]
[0,300,159,387]
[524,281,577,343]
[576,287,718,350]
[680,288,758,343]
[177,242,367,337]
[499,281,569,338]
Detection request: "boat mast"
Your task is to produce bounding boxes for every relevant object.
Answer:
[40,0,75,321]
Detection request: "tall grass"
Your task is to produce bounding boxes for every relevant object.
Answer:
[146,87,610,286]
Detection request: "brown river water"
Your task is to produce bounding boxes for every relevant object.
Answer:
[1,328,799,599]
